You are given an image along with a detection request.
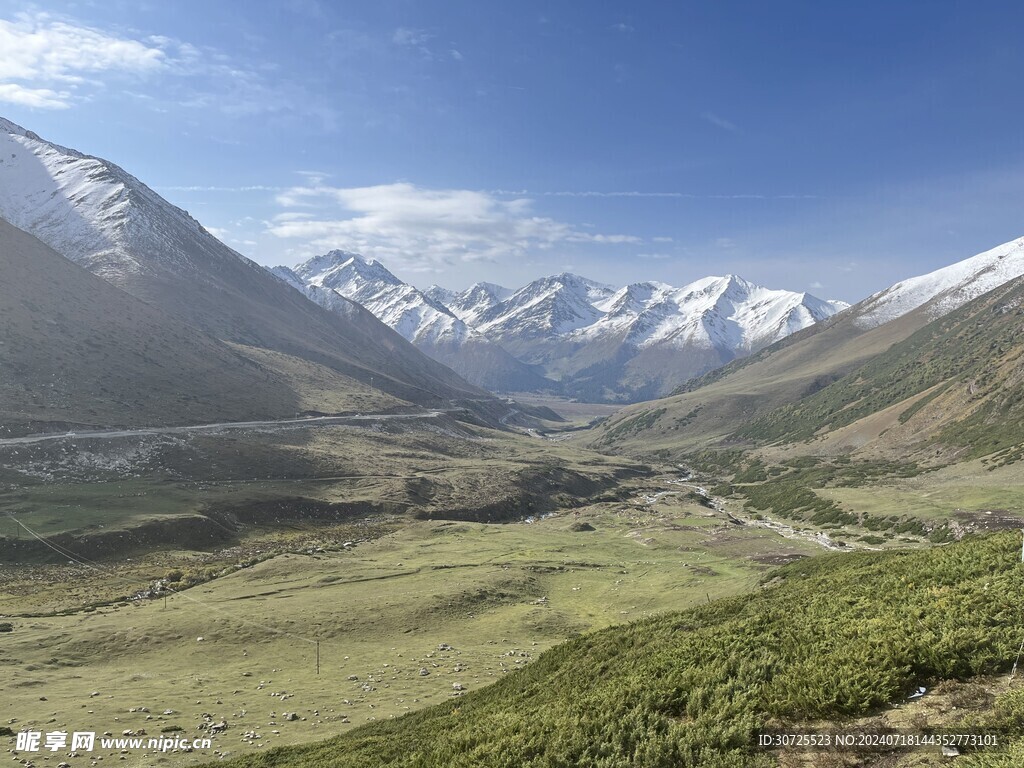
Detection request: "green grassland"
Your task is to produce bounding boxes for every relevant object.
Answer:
[181,531,1024,768]
[1,489,818,767]
[735,277,1024,452]
[0,419,642,545]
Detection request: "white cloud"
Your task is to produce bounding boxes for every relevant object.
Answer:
[0,12,172,108]
[268,181,639,270]
[809,280,824,289]
[450,49,464,61]
[158,185,284,192]
[0,12,310,118]
[700,111,739,133]
[205,226,230,240]
[392,27,432,46]
[0,83,69,109]
[493,190,817,200]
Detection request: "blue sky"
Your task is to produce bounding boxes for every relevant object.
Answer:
[1,1,1023,301]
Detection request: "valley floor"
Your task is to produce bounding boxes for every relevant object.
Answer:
[3,475,817,767]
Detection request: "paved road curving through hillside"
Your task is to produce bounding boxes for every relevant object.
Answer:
[0,411,449,447]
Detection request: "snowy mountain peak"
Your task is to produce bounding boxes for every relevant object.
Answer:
[856,236,1024,328]
[435,281,513,326]
[294,250,402,289]
[0,116,31,138]
[0,115,256,282]
[273,252,550,392]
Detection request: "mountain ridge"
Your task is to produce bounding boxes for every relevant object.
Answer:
[275,252,553,392]
[587,233,1024,455]
[283,254,848,402]
[0,116,495,420]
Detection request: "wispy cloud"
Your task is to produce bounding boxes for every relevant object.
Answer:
[490,189,818,200]
[158,185,284,192]
[392,27,433,47]
[0,11,172,108]
[0,82,69,109]
[611,22,634,33]
[700,110,740,133]
[268,181,640,270]
[205,225,230,240]
[0,11,326,121]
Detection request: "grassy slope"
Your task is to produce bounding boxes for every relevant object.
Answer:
[0,217,310,436]
[200,531,1024,768]
[0,421,640,545]
[1,491,818,766]
[736,275,1024,457]
[581,302,930,456]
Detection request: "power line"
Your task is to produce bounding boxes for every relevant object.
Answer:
[11,517,319,647]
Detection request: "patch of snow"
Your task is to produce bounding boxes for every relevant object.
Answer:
[856,237,1024,327]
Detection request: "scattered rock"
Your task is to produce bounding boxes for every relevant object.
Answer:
[419,668,430,676]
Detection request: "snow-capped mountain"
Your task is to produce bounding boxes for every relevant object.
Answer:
[0,116,490,414]
[453,272,848,401]
[583,275,848,352]
[274,252,552,392]
[427,282,514,327]
[855,236,1024,327]
[474,274,618,342]
[288,256,848,402]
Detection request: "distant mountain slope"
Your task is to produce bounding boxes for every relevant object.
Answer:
[0,117,490,412]
[274,252,552,392]
[737,272,1024,461]
[428,281,512,327]
[856,236,1024,327]
[470,273,847,401]
[0,216,357,437]
[587,235,1024,454]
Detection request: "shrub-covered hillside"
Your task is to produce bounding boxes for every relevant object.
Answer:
[211,532,1024,767]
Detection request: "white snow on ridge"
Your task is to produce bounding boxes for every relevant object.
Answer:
[435,281,513,326]
[283,250,482,347]
[473,273,618,338]
[857,237,1024,327]
[0,116,252,282]
[293,258,848,377]
[493,273,848,352]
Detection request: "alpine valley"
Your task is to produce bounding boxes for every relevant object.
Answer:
[4,108,1024,768]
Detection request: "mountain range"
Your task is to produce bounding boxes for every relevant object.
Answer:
[278,254,849,402]
[591,234,1024,458]
[0,117,496,435]
[271,253,551,393]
